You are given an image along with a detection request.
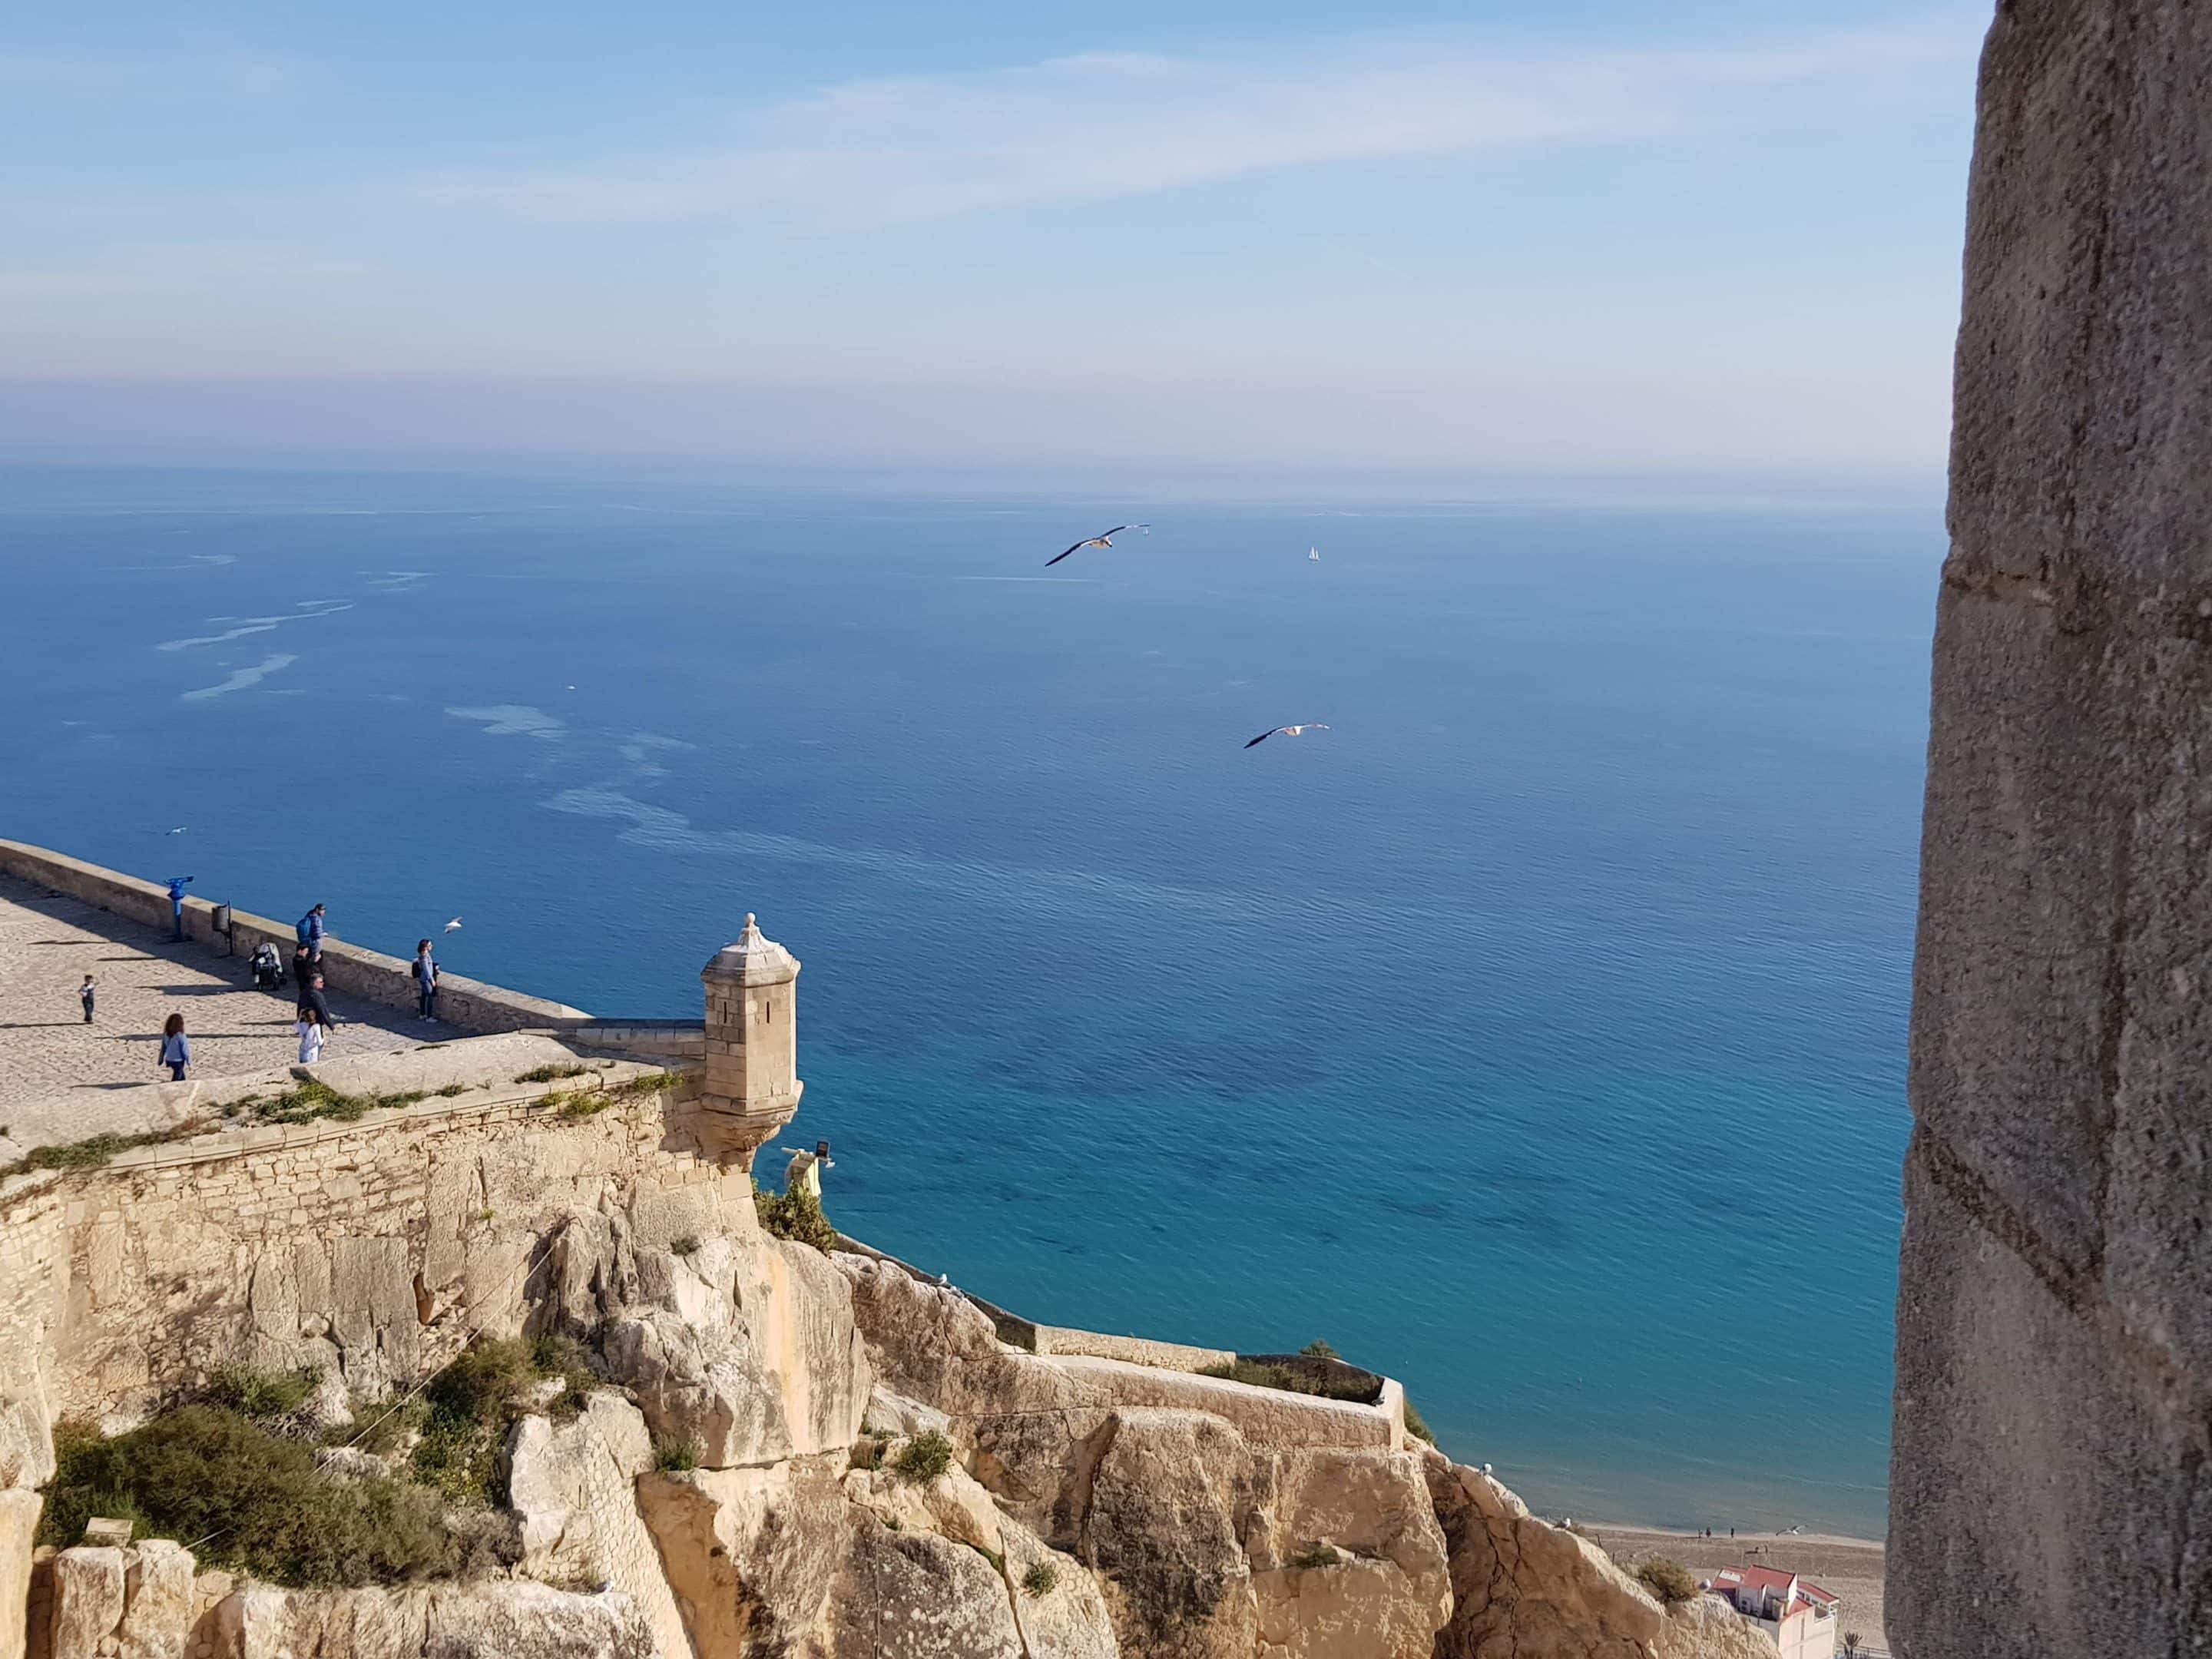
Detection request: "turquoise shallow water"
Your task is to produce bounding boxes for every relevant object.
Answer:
[0,464,1931,1538]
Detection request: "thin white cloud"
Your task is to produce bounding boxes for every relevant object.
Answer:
[418,25,1979,228]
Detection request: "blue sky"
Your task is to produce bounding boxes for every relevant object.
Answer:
[0,2,1987,474]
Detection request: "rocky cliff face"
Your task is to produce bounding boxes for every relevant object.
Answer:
[1897,4,2212,1656]
[0,1063,1772,1658]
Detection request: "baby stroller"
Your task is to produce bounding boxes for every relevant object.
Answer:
[251,942,286,994]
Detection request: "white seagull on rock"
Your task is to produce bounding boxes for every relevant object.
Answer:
[1244,724,1331,749]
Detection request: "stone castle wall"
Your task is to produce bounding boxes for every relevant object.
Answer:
[1896,3,2212,1655]
[0,1069,726,1435]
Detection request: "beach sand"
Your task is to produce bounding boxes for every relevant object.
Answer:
[1586,1523,1887,1654]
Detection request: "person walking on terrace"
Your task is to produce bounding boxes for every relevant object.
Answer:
[158,1014,190,1081]
[296,902,326,965]
[296,1004,326,1066]
[79,973,94,1024]
[302,972,337,1033]
[412,939,439,1022]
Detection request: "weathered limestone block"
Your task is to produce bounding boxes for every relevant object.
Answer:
[604,1308,793,1470]
[1652,1597,1775,1659]
[1079,1410,1257,1659]
[0,1493,43,1659]
[325,1238,422,1398]
[841,1459,1005,1556]
[502,1396,688,1659]
[831,1521,1022,1659]
[833,1256,1003,1409]
[1422,1453,1675,1659]
[999,1525,1119,1659]
[116,1541,194,1659]
[739,1240,870,1457]
[635,1459,849,1658]
[863,1386,948,1440]
[607,1233,867,1474]
[422,1582,652,1659]
[1896,5,2212,1657]
[207,1582,650,1659]
[1244,1449,1449,1659]
[48,1548,124,1659]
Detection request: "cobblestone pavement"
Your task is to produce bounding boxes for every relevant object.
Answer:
[0,873,425,1116]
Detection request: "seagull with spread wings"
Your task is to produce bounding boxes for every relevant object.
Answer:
[1045,523,1149,567]
[1244,724,1331,749]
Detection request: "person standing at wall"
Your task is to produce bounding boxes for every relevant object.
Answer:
[158,1013,190,1081]
[79,973,94,1024]
[296,1004,326,1066]
[296,902,326,964]
[412,939,439,1022]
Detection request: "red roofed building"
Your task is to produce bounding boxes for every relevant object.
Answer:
[1707,1565,1841,1659]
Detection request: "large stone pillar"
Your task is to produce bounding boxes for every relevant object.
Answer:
[694,914,803,1162]
[1896,5,2212,1655]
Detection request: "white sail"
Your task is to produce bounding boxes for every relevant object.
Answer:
[1308,545,1320,561]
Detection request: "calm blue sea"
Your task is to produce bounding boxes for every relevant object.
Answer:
[0,463,1932,1538]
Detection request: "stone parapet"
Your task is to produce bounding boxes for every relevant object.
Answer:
[0,841,592,1035]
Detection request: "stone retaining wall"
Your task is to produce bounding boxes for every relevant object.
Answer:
[0,841,591,1036]
[0,1066,722,1424]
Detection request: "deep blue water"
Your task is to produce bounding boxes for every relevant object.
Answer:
[0,464,1932,1538]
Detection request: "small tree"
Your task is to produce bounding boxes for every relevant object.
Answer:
[1842,1633,1862,1659]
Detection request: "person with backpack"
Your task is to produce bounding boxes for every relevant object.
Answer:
[296,903,327,963]
[158,1014,190,1081]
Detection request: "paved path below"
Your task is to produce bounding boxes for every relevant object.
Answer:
[0,872,425,1118]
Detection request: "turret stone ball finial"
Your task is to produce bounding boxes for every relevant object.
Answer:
[694,912,803,1161]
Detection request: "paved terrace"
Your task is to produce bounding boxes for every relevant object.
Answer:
[0,871,423,1120]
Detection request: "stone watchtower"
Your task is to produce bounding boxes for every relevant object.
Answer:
[694,913,803,1161]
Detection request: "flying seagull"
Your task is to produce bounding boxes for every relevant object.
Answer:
[1244,724,1332,749]
[443,917,463,932]
[1045,524,1148,567]
[166,826,187,836]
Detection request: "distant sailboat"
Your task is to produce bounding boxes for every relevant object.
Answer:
[1308,545,1321,562]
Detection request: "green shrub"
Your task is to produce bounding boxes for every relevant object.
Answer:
[654,1439,700,1473]
[1299,1339,1339,1359]
[40,1406,455,1586]
[891,1431,952,1485]
[671,1236,700,1258]
[754,1187,838,1252]
[974,1544,1005,1574]
[1022,1561,1060,1596]
[611,1071,687,1099]
[515,1065,591,1084]
[408,1335,594,1503]
[435,1084,469,1098]
[1402,1399,1435,1445]
[22,1134,132,1171]
[1635,1558,1700,1607]
[1290,1546,1339,1569]
[208,1366,321,1421]
[555,1093,608,1121]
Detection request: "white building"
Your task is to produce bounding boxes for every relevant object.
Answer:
[1707,1565,1841,1659]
